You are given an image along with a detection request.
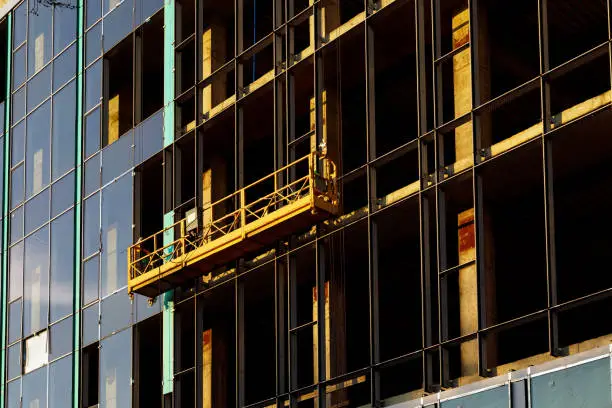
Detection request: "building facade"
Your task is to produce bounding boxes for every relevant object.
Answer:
[0,0,609,407]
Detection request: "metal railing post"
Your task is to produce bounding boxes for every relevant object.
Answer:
[241,190,247,239]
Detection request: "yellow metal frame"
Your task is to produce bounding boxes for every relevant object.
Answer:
[128,152,339,296]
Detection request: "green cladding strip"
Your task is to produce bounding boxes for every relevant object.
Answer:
[163,0,176,394]
[0,12,12,408]
[162,210,175,395]
[73,0,85,407]
[163,0,175,148]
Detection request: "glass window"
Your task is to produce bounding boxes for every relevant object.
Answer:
[51,171,75,218]
[50,210,74,322]
[12,85,25,123]
[531,357,611,408]
[102,129,133,184]
[7,342,20,380]
[83,254,99,306]
[23,364,47,408]
[12,46,26,90]
[28,0,53,76]
[50,317,72,360]
[13,1,27,48]
[9,206,23,244]
[135,292,160,323]
[101,291,131,338]
[10,164,25,209]
[11,120,25,166]
[103,0,133,52]
[24,226,50,336]
[24,330,48,374]
[7,379,21,408]
[53,44,77,91]
[27,64,51,112]
[85,107,101,158]
[52,80,76,180]
[49,355,73,408]
[441,386,508,408]
[82,302,98,345]
[25,188,50,235]
[100,329,132,408]
[8,300,22,344]
[84,153,100,196]
[87,0,102,28]
[86,59,101,111]
[26,101,51,198]
[83,192,100,257]
[101,174,132,296]
[135,0,164,27]
[86,22,102,66]
[54,0,78,55]
[9,242,23,302]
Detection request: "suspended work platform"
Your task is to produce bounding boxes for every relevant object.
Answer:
[128,152,339,298]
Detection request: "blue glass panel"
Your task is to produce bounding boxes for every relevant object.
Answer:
[49,355,73,408]
[27,64,52,112]
[51,171,75,218]
[86,22,102,66]
[50,317,73,360]
[53,0,78,55]
[85,106,101,158]
[135,0,163,27]
[87,0,102,28]
[52,80,77,180]
[101,129,133,185]
[7,379,21,408]
[134,109,163,165]
[531,357,612,408]
[100,329,132,408]
[8,300,22,344]
[103,0,134,52]
[26,101,51,198]
[28,0,52,76]
[23,365,47,408]
[8,242,23,301]
[23,226,49,336]
[101,291,132,338]
[12,46,26,90]
[82,303,99,345]
[86,60,102,111]
[83,192,100,257]
[50,210,75,322]
[13,2,27,48]
[7,342,20,380]
[53,44,77,91]
[24,188,50,235]
[12,85,25,122]
[441,385,508,408]
[11,120,25,166]
[83,255,100,306]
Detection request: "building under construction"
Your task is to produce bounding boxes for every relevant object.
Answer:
[0,0,611,407]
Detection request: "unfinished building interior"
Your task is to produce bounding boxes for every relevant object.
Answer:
[124,0,612,406]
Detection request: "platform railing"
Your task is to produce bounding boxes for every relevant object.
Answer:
[128,152,338,282]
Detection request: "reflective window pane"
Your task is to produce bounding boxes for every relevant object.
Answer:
[53,44,77,91]
[86,59,101,111]
[12,85,25,122]
[13,1,27,48]
[83,192,100,257]
[50,317,73,360]
[24,226,50,336]
[9,242,23,302]
[85,107,101,158]
[9,206,23,244]
[84,153,100,196]
[11,120,25,166]
[531,357,611,408]
[82,303,98,346]
[102,129,133,184]
[52,80,76,180]
[101,174,132,295]
[7,342,20,380]
[49,355,73,408]
[83,254,99,306]
[100,329,132,408]
[54,0,78,55]
[135,0,164,27]
[28,0,53,76]
[103,0,133,52]
[27,64,51,112]
[52,171,75,218]
[441,385,508,408]
[87,0,102,28]
[101,291,131,338]
[8,300,22,344]
[26,101,51,198]
[10,164,24,209]
[12,46,26,90]
[86,22,102,66]
[22,364,48,408]
[25,188,49,235]
[50,210,75,322]
[7,379,21,408]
